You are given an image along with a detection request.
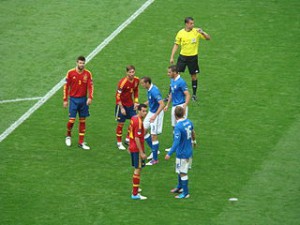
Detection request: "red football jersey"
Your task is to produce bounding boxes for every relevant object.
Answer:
[129,115,145,153]
[63,68,93,101]
[115,76,139,107]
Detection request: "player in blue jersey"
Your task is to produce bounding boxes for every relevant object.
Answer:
[165,106,196,199]
[140,77,165,166]
[164,65,190,151]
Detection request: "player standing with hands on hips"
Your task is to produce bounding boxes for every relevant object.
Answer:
[170,17,210,101]
[165,106,196,199]
[63,56,93,150]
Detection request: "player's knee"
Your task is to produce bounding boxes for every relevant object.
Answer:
[151,134,158,141]
[68,118,75,123]
[117,123,124,128]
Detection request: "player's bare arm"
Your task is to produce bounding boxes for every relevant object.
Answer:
[164,93,172,111]
[170,44,179,64]
[197,28,211,40]
[118,103,126,115]
[192,130,197,148]
[150,100,165,123]
[183,90,191,108]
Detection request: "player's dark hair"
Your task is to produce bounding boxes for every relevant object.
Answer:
[138,103,147,111]
[141,76,152,84]
[184,17,194,23]
[175,106,185,119]
[126,65,135,72]
[77,56,86,62]
[168,65,178,73]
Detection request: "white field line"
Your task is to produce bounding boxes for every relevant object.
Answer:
[0,97,42,104]
[0,0,155,143]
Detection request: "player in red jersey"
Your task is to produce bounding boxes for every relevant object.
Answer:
[63,56,93,150]
[128,104,148,200]
[115,65,139,150]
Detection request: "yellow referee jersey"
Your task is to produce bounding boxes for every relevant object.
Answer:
[175,28,205,56]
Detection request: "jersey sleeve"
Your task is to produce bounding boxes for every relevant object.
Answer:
[116,78,125,105]
[63,72,70,101]
[133,77,139,103]
[88,72,94,99]
[168,126,181,156]
[174,30,182,45]
[154,89,163,102]
[180,80,189,93]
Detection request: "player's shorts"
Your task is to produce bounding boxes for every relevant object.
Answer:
[143,110,164,135]
[131,152,145,169]
[177,54,200,75]
[69,97,90,118]
[171,104,188,127]
[175,157,192,174]
[115,105,136,122]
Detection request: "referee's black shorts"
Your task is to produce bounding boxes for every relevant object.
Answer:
[177,54,200,75]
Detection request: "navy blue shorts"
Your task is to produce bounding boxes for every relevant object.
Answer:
[131,152,145,169]
[69,97,90,118]
[115,105,136,122]
[177,54,200,75]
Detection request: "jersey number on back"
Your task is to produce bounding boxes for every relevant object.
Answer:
[185,125,192,140]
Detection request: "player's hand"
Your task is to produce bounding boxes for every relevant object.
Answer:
[140,152,147,160]
[150,115,156,123]
[165,155,170,160]
[164,105,169,111]
[134,103,139,110]
[63,101,68,108]
[192,140,197,148]
[170,58,174,65]
[87,98,92,105]
[197,28,204,33]
[121,108,126,115]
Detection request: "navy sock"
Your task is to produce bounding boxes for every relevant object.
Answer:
[192,80,197,95]
[152,141,159,161]
[144,134,152,149]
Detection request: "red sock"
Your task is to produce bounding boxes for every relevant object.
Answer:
[66,118,75,136]
[116,123,124,142]
[79,117,86,144]
[132,174,140,196]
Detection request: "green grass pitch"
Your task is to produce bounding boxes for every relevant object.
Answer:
[0,0,299,224]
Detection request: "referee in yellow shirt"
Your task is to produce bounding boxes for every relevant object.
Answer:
[170,17,210,101]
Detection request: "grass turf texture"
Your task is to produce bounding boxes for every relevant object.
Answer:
[1,0,300,225]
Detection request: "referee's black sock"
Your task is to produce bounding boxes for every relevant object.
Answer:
[192,80,198,96]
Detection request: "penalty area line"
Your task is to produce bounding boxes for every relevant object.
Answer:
[0,0,155,143]
[0,97,43,104]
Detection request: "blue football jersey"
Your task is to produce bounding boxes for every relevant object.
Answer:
[147,84,163,113]
[170,76,188,106]
[168,118,194,159]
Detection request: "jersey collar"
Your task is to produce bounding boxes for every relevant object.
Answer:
[148,83,154,91]
[174,75,181,81]
[177,118,185,123]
